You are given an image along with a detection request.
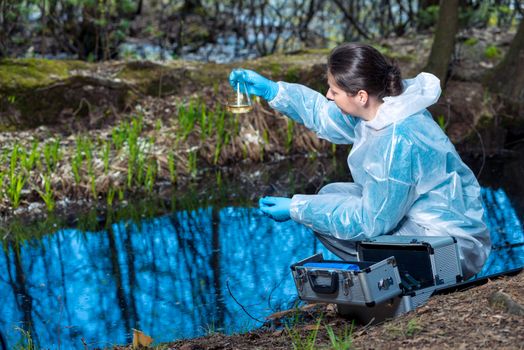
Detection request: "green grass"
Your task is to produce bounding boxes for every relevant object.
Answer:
[36,174,55,211]
[13,327,36,350]
[286,315,322,350]
[167,152,177,184]
[42,139,61,172]
[7,173,25,208]
[325,322,354,350]
[0,98,276,210]
[437,115,447,131]
[286,119,294,153]
[188,149,197,178]
[385,317,423,338]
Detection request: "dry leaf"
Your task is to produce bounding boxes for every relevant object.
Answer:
[132,328,153,348]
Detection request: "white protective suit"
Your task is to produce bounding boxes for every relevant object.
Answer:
[268,72,491,279]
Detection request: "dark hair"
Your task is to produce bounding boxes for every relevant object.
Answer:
[327,43,403,100]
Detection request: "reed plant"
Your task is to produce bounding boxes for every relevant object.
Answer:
[286,119,294,153]
[107,186,116,206]
[90,173,97,199]
[0,172,5,198]
[135,152,146,186]
[199,104,211,140]
[81,137,94,175]
[213,108,227,164]
[126,114,144,188]
[111,123,127,150]
[9,143,19,176]
[7,173,25,208]
[167,152,177,184]
[20,141,39,172]
[188,149,197,178]
[215,170,222,188]
[101,140,111,174]
[42,139,61,172]
[71,143,83,184]
[178,99,199,140]
[259,129,270,162]
[155,119,163,132]
[241,143,248,160]
[36,175,55,212]
[145,158,157,192]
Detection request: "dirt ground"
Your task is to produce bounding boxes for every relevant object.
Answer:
[138,271,524,350]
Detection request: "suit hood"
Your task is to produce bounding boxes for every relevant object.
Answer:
[365,72,441,130]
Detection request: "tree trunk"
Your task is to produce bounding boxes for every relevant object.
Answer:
[484,18,524,114]
[423,0,459,88]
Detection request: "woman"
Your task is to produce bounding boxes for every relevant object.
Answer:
[229,43,491,278]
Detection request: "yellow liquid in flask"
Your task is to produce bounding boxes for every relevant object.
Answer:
[226,104,254,114]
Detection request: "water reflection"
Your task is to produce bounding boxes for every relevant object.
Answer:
[0,206,333,348]
[477,187,524,277]
[0,186,522,349]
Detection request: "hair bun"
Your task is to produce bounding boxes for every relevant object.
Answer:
[385,63,402,97]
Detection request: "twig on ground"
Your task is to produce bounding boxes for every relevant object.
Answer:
[226,279,265,324]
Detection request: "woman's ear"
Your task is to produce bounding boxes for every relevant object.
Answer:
[356,90,368,105]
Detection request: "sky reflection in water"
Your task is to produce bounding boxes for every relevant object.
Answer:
[0,187,522,349]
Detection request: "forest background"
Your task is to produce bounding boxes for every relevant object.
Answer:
[0,1,523,349]
[0,0,522,229]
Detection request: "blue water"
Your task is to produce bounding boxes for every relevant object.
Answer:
[0,187,522,349]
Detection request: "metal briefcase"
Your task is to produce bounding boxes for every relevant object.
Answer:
[356,235,463,290]
[291,254,402,307]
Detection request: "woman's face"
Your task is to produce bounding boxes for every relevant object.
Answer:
[326,72,366,118]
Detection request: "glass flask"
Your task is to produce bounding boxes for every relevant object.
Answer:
[225,80,253,114]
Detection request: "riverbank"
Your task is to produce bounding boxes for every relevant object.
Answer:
[113,270,524,349]
[1,27,522,225]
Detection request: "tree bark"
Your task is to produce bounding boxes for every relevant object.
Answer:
[484,18,524,112]
[423,0,459,88]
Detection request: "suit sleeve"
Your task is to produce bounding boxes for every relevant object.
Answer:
[268,82,359,144]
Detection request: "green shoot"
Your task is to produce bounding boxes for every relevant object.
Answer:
[167,152,177,184]
[145,158,157,192]
[188,149,197,178]
[7,173,25,208]
[36,175,55,212]
[286,119,294,153]
[102,140,111,174]
[325,322,354,350]
[286,315,321,350]
[107,186,116,206]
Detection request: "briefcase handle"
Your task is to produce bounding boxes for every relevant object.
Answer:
[307,270,339,294]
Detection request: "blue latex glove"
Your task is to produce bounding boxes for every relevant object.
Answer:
[229,69,279,101]
[259,196,291,222]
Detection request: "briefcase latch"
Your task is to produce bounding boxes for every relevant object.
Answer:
[378,277,394,291]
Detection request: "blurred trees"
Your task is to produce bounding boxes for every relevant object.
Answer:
[0,0,522,61]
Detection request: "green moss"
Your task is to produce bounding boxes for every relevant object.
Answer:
[484,45,502,60]
[0,58,87,91]
[285,66,300,82]
[372,44,416,62]
[116,61,166,82]
[464,37,479,46]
